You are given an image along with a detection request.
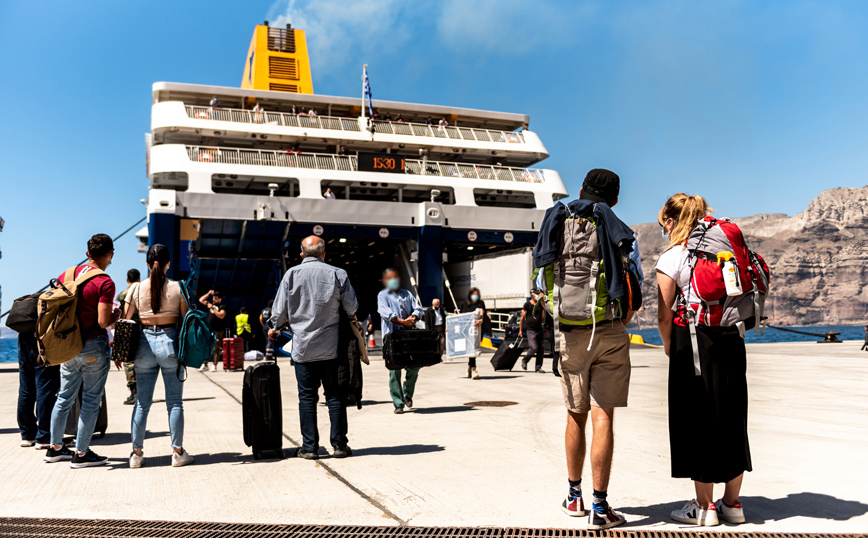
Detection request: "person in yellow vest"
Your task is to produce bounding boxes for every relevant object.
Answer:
[236,307,252,351]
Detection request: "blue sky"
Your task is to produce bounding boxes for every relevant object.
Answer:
[1,0,867,325]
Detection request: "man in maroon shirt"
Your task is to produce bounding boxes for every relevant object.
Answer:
[44,234,121,468]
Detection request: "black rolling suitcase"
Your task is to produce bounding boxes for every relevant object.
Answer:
[490,337,528,371]
[383,329,442,370]
[64,386,108,439]
[243,342,284,460]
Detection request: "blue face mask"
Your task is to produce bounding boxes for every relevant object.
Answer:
[386,278,400,290]
[661,228,667,239]
[470,294,480,302]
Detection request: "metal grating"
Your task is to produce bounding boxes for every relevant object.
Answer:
[267,27,296,53]
[269,82,299,93]
[464,401,518,407]
[269,56,299,80]
[0,520,863,538]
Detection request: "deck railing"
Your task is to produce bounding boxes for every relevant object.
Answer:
[186,146,545,183]
[185,106,526,144]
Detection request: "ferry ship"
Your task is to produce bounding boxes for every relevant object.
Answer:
[145,23,567,319]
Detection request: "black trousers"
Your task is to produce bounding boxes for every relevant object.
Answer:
[522,329,545,371]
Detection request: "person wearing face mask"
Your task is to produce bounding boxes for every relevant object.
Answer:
[519,288,547,373]
[460,287,491,379]
[377,268,426,414]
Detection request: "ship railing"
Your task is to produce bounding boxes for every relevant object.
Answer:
[186,146,545,183]
[185,106,526,144]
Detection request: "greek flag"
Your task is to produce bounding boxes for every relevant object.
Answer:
[362,65,373,117]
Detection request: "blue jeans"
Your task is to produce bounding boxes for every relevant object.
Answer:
[17,336,60,443]
[132,327,184,450]
[294,359,347,452]
[49,337,110,452]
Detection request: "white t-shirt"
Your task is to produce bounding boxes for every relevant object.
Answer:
[655,246,700,309]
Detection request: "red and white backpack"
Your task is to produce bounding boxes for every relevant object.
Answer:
[677,217,771,373]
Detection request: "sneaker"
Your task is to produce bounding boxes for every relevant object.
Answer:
[521,361,528,371]
[35,443,50,450]
[62,437,75,447]
[43,445,74,463]
[130,452,144,469]
[536,369,546,374]
[332,445,353,459]
[171,449,194,467]
[296,448,319,460]
[588,504,627,530]
[560,495,586,517]
[198,364,208,372]
[394,407,404,414]
[403,396,413,409]
[20,440,35,448]
[70,450,108,468]
[671,499,719,526]
[715,498,745,524]
[123,390,137,405]
[209,364,216,372]
[471,368,480,380]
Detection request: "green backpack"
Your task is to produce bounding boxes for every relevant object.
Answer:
[177,283,215,373]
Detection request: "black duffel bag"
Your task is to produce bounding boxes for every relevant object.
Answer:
[383,329,442,370]
[6,294,40,335]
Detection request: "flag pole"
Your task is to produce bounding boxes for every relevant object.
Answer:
[361,64,367,119]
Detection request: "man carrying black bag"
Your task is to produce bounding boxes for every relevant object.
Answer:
[377,268,426,415]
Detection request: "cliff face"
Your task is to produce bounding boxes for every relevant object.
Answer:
[631,186,868,327]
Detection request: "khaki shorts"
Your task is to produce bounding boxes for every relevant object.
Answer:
[558,321,631,413]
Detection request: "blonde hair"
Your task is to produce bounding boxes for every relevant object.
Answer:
[657,193,712,247]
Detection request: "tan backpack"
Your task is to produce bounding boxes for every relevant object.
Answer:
[36,266,107,366]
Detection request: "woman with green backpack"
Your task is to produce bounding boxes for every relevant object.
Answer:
[121,244,194,469]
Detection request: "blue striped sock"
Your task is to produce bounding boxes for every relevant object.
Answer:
[568,479,582,500]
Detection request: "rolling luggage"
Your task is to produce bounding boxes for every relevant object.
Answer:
[383,329,441,370]
[242,343,284,460]
[490,337,528,371]
[222,337,245,371]
[64,386,108,439]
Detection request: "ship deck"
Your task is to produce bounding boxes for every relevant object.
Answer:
[0,342,865,533]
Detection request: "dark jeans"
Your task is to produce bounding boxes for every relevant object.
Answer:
[17,336,60,443]
[435,326,445,355]
[522,329,545,371]
[294,359,348,452]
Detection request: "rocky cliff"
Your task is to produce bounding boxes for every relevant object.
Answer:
[631,186,868,327]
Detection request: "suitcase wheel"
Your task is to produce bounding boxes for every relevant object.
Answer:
[253,450,261,460]
[277,449,286,460]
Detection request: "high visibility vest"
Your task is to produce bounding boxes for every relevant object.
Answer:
[235,313,251,335]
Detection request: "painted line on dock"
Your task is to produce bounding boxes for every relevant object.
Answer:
[198,370,408,526]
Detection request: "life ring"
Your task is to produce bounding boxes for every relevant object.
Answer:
[198,151,214,162]
[196,111,210,120]
[524,172,536,182]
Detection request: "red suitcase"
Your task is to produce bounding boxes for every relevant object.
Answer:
[222,337,245,371]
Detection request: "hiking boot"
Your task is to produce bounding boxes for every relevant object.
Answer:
[394,407,404,414]
[588,504,627,530]
[20,439,35,448]
[715,498,745,524]
[560,495,586,517]
[671,499,719,526]
[171,449,195,467]
[70,450,108,468]
[124,390,137,405]
[403,396,413,409]
[43,445,74,463]
[129,452,144,469]
[332,445,353,459]
[296,448,319,460]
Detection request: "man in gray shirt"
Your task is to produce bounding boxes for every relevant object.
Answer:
[268,236,359,460]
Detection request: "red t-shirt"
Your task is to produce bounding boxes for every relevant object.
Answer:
[58,265,116,342]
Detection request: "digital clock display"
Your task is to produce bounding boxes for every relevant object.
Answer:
[357,152,406,174]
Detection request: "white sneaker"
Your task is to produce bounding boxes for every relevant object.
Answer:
[671,499,719,526]
[171,449,194,467]
[198,364,208,372]
[129,452,144,469]
[20,440,35,447]
[715,498,745,524]
[35,443,50,450]
[209,364,216,372]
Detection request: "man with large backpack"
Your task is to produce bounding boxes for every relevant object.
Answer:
[43,234,120,468]
[532,169,642,530]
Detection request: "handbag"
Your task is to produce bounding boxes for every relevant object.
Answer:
[113,283,142,363]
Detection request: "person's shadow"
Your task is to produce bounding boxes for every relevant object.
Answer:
[351,444,444,457]
[620,492,868,526]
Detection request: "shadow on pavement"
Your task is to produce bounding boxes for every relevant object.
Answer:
[0,428,21,435]
[151,397,217,403]
[620,492,868,527]
[412,406,474,415]
[351,444,445,457]
[93,431,169,446]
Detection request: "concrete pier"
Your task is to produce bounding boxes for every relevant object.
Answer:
[0,342,865,532]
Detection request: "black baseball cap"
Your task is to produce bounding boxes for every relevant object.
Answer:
[580,169,620,205]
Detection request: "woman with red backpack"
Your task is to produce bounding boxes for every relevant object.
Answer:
[655,193,753,527]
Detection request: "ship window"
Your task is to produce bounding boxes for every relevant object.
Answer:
[322,181,455,205]
[474,189,536,209]
[151,172,189,192]
[211,174,299,197]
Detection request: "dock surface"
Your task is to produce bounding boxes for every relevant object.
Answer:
[0,342,866,532]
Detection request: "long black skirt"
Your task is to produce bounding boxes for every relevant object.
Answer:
[669,324,752,483]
